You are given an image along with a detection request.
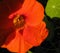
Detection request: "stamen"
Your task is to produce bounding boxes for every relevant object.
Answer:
[13,15,25,29]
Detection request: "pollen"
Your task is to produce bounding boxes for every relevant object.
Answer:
[13,15,25,29]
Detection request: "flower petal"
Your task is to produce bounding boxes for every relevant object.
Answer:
[25,1,44,26]
[8,0,44,26]
[24,41,33,53]
[16,29,33,53]
[8,0,36,19]
[1,29,33,53]
[1,30,20,52]
[23,21,48,46]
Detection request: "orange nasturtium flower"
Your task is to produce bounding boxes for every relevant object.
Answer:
[1,0,48,53]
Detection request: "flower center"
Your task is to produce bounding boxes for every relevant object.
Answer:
[13,15,25,29]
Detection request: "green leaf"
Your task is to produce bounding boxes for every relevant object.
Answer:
[45,0,60,18]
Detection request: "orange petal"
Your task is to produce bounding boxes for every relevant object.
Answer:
[19,36,33,53]
[23,21,48,46]
[1,30,21,52]
[1,29,33,53]
[16,29,33,53]
[9,0,44,26]
[23,26,37,46]
[25,1,44,26]
[8,0,36,19]
[24,41,33,53]
[34,22,48,46]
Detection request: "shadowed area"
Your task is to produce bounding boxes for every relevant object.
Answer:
[0,48,16,53]
[0,0,24,46]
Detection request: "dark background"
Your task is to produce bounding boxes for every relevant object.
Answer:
[0,0,60,53]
